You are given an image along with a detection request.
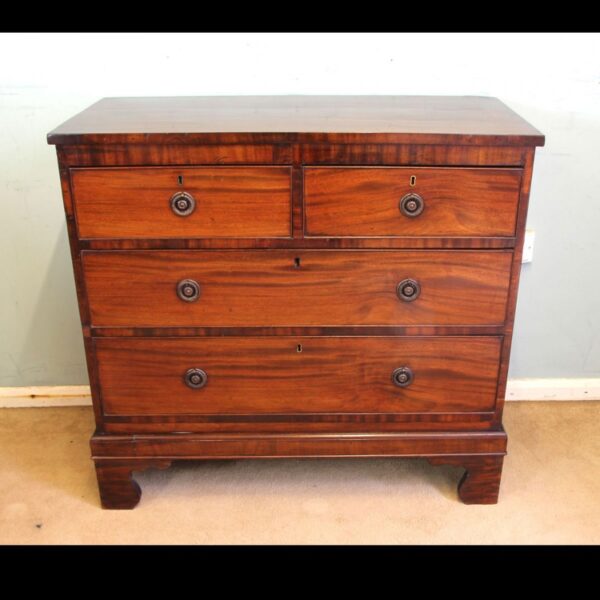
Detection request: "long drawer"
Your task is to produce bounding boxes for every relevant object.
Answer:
[83,250,513,327]
[304,167,521,237]
[70,166,292,239]
[95,336,502,416]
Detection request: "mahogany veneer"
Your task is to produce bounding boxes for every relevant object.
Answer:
[82,250,512,327]
[71,166,292,239]
[304,167,521,237]
[48,96,544,508]
[94,336,503,415]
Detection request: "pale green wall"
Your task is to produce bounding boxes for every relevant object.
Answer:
[1,33,599,386]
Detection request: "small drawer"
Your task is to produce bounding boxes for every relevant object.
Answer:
[304,166,521,237]
[70,166,292,239]
[82,250,512,327]
[95,336,502,416]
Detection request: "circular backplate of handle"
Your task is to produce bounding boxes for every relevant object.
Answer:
[170,191,196,216]
[399,193,424,217]
[397,278,421,302]
[392,366,414,388]
[177,279,201,302]
[184,368,208,389]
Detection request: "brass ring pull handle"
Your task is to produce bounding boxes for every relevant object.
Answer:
[170,191,196,216]
[397,278,421,302]
[392,367,414,388]
[184,368,208,389]
[399,193,424,217]
[176,279,201,302]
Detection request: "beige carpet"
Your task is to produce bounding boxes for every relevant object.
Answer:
[0,402,598,544]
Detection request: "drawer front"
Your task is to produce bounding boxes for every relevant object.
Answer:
[95,336,502,416]
[70,166,292,238]
[83,250,512,327]
[304,167,521,237]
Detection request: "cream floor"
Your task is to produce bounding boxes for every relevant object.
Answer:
[0,402,598,544]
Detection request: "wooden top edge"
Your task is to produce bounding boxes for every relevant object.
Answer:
[47,95,545,147]
[47,132,545,147]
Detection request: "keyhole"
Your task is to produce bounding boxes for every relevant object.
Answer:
[410,175,416,187]
[294,257,301,268]
[296,344,303,353]
[177,175,184,185]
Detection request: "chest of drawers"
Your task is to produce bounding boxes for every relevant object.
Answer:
[48,96,544,508]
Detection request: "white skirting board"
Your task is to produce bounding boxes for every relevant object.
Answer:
[0,386,92,408]
[0,380,599,408]
[505,378,600,401]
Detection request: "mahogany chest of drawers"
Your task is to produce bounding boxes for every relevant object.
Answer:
[48,96,544,508]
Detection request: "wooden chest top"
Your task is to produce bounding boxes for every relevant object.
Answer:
[47,95,545,147]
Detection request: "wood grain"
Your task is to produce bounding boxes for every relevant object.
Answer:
[71,166,292,239]
[94,459,171,509]
[47,96,545,146]
[101,414,497,434]
[92,444,505,507]
[93,336,502,416]
[82,250,513,327]
[428,455,504,504]
[89,325,505,337]
[55,159,105,428]
[91,429,508,459]
[304,167,521,237]
[79,237,517,251]
[60,144,292,166]
[301,144,528,167]
[57,143,527,168]
[494,148,537,425]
